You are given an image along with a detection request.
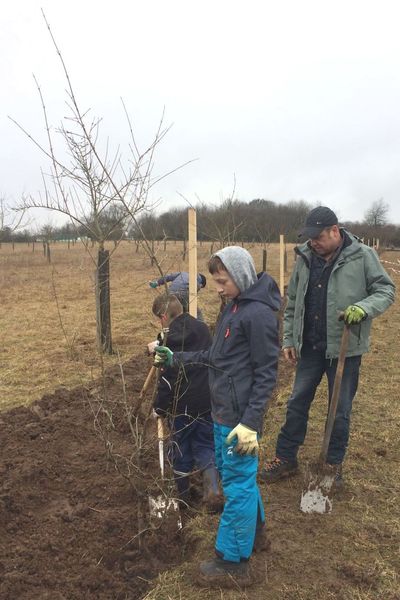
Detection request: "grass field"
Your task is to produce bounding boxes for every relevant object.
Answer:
[0,239,295,409]
[1,239,399,599]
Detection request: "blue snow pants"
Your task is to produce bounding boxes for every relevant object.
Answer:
[213,422,265,562]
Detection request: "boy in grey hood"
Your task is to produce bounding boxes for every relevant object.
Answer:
[154,246,281,586]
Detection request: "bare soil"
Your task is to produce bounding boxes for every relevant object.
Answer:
[0,355,188,600]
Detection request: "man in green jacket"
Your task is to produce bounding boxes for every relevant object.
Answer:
[261,206,395,485]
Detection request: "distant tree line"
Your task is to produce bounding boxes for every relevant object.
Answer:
[2,198,400,247]
[131,198,400,247]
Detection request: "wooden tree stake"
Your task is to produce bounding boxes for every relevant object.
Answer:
[188,208,198,318]
[279,234,285,297]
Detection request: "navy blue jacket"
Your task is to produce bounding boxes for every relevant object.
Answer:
[173,273,281,433]
[154,313,212,417]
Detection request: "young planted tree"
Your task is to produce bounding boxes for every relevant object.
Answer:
[10,12,179,354]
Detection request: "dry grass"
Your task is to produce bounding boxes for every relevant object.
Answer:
[0,239,294,409]
[1,240,399,599]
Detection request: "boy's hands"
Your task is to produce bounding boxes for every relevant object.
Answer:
[343,305,367,324]
[226,423,258,456]
[154,346,174,368]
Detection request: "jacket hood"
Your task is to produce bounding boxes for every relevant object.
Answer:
[214,246,258,293]
[237,272,282,311]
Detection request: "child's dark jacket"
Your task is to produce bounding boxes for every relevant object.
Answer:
[173,273,281,433]
[154,313,212,417]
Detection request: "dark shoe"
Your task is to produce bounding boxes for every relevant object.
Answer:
[329,463,344,492]
[202,467,224,513]
[260,457,298,483]
[197,557,251,587]
[253,524,271,553]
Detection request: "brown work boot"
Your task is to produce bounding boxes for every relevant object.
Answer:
[196,557,251,588]
[202,467,224,513]
[260,457,298,483]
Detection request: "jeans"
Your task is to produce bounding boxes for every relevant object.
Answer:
[213,423,265,562]
[169,413,215,476]
[276,345,362,465]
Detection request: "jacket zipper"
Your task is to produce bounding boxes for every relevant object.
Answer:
[228,376,240,418]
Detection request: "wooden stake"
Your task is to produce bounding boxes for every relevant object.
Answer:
[279,234,285,297]
[188,208,198,317]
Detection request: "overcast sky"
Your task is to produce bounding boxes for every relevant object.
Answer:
[2,0,400,228]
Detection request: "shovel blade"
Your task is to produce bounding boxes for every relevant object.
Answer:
[149,495,182,528]
[300,463,336,514]
[300,481,334,514]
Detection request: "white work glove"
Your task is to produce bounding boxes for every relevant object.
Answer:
[226,423,259,456]
[147,340,159,355]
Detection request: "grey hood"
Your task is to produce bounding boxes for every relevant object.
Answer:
[214,246,258,293]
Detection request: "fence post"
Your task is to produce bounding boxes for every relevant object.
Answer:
[284,244,288,273]
[279,234,285,296]
[188,208,198,318]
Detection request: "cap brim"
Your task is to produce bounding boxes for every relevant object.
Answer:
[298,225,325,239]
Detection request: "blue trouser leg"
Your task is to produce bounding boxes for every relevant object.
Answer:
[190,413,216,471]
[213,423,262,563]
[170,413,216,474]
[169,415,194,476]
[276,347,362,464]
[276,347,325,461]
[325,355,362,464]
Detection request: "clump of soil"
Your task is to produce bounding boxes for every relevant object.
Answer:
[0,355,187,600]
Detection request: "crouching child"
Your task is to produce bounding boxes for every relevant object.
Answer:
[151,293,223,512]
[154,247,281,587]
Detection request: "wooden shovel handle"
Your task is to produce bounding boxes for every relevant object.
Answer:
[319,324,350,463]
[139,365,156,399]
[157,416,165,440]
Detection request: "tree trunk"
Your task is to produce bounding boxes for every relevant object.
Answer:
[96,248,113,354]
[262,248,267,271]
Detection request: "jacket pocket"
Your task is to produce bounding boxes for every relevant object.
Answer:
[228,376,240,419]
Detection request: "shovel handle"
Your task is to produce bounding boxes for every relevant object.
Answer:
[319,324,350,463]
[139,365,156,399]
[157,416,165,440]
[157,417,165,478]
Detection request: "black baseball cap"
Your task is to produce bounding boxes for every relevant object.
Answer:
[298,206,338,239]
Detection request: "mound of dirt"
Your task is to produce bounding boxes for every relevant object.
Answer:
[0,356,186,600]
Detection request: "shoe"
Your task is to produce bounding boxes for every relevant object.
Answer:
[253,524,271,553]
[260,457,298,483]
[197,557,251,587]
[329,463,344,492]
